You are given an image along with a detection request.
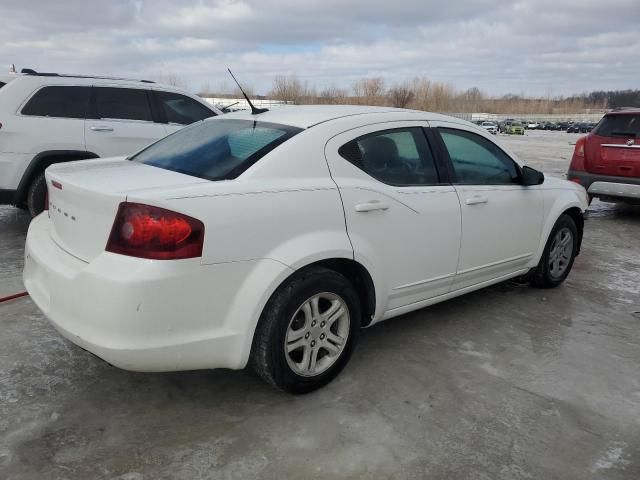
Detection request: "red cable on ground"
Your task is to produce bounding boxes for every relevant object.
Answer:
[0,291,29,303]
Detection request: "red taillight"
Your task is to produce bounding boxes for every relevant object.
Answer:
[568,136,587,173]
[106,202,204,260]
[574,137,585,158]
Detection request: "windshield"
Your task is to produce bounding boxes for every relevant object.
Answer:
[595,114,640,138]
[132,119,303,180]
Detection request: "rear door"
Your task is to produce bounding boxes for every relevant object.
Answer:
[586,113,640,178]
[430,123,544,290]
[85,86,168,157]
[325,122,461,314]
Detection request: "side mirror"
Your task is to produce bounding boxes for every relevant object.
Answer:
[521,165,544,186]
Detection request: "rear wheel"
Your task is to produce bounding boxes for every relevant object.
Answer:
[531,214,578,288]
[27,172,47,217]
[251,267,360,394]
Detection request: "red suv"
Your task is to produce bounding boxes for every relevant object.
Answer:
[567,108,640,205]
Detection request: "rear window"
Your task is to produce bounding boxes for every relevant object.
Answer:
[595,114,640,138]
[132,119,303,181]
[21,86,90,119]
[155,91,216,125]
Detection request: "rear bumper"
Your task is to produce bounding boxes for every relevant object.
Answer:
[567,171,640,201]
[23,214,286,372]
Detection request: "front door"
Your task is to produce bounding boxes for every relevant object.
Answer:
[430,123,544,290]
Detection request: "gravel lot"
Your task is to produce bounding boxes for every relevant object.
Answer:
[1,130,639,479]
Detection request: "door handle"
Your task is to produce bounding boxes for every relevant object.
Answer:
[465,195,488,205]
[355,201,390,212]
[90,126,114,132]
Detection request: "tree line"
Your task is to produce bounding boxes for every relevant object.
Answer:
[198,75,640,114]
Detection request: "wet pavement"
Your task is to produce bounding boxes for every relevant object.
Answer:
[1,130,639,479]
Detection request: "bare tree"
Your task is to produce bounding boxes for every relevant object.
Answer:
[318,85,348,104]
[269,75,305,104]
[352,77,385,105]
[152,72,188,89]
[388,83,414,108]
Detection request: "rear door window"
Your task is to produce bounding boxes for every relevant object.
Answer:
[92,87,153,122]
[338,128,440,185]
[21,86,90,118]
[595,114,640,138]
[132,119,302,180]
[155,91,216,125]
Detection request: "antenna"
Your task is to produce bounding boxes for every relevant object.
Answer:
[227,68,268,115]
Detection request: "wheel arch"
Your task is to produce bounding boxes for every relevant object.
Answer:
[15,150,99,206]
[297,258,377,327]
[261,257,377,329]
[533,199,586,265]
[562,206,584,255]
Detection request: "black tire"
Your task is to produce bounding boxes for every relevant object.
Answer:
[250,267,361,394]
[530,214,578,288]
[27,172,47,217]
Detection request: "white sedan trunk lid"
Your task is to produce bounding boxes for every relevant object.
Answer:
[45,158,207,262]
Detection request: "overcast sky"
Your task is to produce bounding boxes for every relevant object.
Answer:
[1,0,639,96]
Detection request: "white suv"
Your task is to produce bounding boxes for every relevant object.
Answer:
[0,69,221,215]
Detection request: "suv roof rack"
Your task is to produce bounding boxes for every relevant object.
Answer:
[20,68,155,84]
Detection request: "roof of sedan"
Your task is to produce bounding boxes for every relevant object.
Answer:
[222,105,453,129]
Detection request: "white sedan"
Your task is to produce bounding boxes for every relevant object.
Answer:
[24,106,589,393]
[480,121,498,134]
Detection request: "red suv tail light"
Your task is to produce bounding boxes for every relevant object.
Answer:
[567,136,587,183]
[106,202,204,260]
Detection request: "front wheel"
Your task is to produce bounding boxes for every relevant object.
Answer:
[250,267,361,394]
[530,214,578,288]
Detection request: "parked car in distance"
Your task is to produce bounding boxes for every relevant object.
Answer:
[544,122,559,131]
[557,122,570,131]
[0,69,222,216]
[567,123,591,133]
[24,106,588,393]
[568,108,640,205]
[499,119,515,133]
[505,121,525,135]
[527,121,540,129]
[481,121,498,134]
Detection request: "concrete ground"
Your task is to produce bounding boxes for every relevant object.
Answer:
[1,130,639,479]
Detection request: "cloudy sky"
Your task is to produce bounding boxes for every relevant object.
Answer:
[1,0,639,96]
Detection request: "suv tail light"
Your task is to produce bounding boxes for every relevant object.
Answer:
[106,202,204,260]
[567,136,587,183]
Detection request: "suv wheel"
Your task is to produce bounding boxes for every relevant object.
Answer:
[27,172,47,217]
[530,214,578,288]
[251,267,361,394]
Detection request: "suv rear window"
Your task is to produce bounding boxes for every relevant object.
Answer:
[21,86,90,119]
[595,114,640,138]
[155,91,215,125]
[132,119,302,181]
